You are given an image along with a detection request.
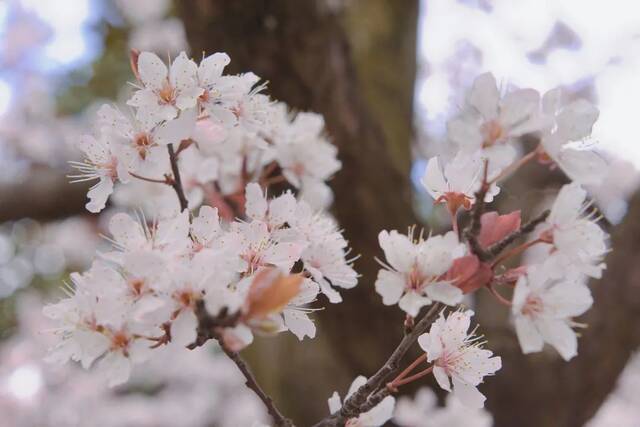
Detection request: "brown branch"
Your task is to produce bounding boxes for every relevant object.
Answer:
[312,303,442,427]
[464,161,491,262]
[212,328,295,427]
[485,209,550,259]
[186,300,242,350]
[167,144,189,212]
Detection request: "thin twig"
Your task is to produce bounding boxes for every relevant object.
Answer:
[167,144,189,212]
[212,329,294,427]
[464,160,491,262]
[485,209,550,259]
[312,304,442,427]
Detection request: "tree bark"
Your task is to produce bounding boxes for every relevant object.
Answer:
[179,0,419,423]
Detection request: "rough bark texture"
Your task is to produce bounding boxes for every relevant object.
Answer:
[179,0,419,423]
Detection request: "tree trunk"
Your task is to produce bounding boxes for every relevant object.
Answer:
[179,0,419,423]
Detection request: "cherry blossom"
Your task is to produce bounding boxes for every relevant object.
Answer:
[422,153,499,214]
[539,88,607,185]
[375,229,465,316]
[539,182,608,279]
[447,72,546,170]
[511,268,593,361]
[127,51,203,128]
[418,310,501,408]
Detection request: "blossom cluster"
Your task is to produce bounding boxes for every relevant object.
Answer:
[373,71,608,408]
[71,50,340,215]
[44,49,613,426]
[44,181,356,386]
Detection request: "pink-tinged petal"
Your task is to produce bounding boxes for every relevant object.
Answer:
[468,72,499,120]
[514,315,544,354]
[417,333,431,353]
[375,270,405,305]
[86,177,113,213]
[137,51,167,90]
[378,230,417,273]
[398,292,430,317]
[557,148,607,185]
[422,156,448,198]
[499,88,540,131]
[153,108,197,145]
[433,365,452,392]
[447,117,483,149]
[169,52,198,91]
[170,310,198,347]
[425,282,463,306]
[198,52,231,86]
[556,99,599,141]
[549,182,586,226]
[478,210,521,248]
[245,183,268,221]
[536,318,578,361]
[452,378,486,409]
[283,309,316,340]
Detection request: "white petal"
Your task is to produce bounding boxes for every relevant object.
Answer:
[199,52,231,86]
[425,282,463,306]
[138,51,168,90]
[86,177,113,213]
[468,72,499,120]
[374,270,405,306]
[514,315,544,354]
[557,99,599,141]
[245,183,268,220]
[398,292,430,317]
[328,391,342,414]
[422,156,448,198]
[359,396,395,426]
[153,108,197,145]
[433,365,452,392]
[537,318,578,361]
[452,378,486,409]
[283,309,316,340]
[170,310,198,347]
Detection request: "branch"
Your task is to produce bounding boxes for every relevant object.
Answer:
[167,144,189,212]
[312,303,442,427]
[485,209,550,259]
[464,161,491,262]
[212,328,295,427]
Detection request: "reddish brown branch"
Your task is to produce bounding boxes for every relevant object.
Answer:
[312,303,442,427]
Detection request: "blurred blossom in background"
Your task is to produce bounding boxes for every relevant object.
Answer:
[0,0,640,425]
[414,0,640,225]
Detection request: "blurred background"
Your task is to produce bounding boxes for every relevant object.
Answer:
[0,0,639,426]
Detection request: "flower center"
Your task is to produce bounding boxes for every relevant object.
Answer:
[481,120,504,148]
[158,82,175,104]
[522,294,544,317]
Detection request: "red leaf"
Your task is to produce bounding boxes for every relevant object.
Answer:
[444,255,493,294]
[478,210,521,248]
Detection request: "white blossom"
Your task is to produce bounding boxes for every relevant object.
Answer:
[447,72,546,170]
[512,268,593,361]
[540,182,608,279]
[375,229,465,316]
[418,310,501,408]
